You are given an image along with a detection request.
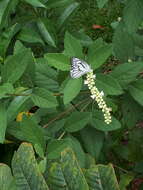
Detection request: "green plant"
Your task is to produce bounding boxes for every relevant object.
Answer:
[0,0,143,189]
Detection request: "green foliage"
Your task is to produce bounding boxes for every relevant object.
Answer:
[0,0,143,189]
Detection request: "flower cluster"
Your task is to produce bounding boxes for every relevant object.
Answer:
[84,71,112,124]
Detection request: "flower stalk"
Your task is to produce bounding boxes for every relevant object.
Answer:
[84,71,112,124]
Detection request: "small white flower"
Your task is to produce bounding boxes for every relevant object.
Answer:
[84,71,112,124]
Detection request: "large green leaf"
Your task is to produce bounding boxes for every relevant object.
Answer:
[95,74,123,95]
[113,22,134,62]
[60,148,89,190]
[87,43,112,70]
[0,102,7,143]
[110,62,143,88]
[64,112,91,132]
[31,87,58,108]
[91,110,121,131]
[23,0,46,7]
[35,61,59,91]
[85,164,120,190]
[2,49,33,84]
[63,78,82,104]
[64,32,83,58]
[12,143,49,190]
[44,53,70,71]
[129,80,143,106]
[123,0,143,33]
[20,116,45,157]
[37,18,57,47]
[0,164,16,190]
[57,2,79,29]
[80,127,104,160]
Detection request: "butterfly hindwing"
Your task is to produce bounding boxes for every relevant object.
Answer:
[70,57,92,78]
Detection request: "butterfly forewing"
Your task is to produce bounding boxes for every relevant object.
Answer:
[70,57,92,78]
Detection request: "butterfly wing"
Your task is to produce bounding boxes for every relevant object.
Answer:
[70,57,92,78]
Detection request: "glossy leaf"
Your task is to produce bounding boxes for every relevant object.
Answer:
[96,0,109,9]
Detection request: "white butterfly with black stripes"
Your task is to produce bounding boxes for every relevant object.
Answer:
[70,57,92,79]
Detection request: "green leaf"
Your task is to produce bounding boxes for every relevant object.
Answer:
[87,44,112,70]
[123,0,143,33]
[18,26,44,45]
[57,2,79,29]
[0,0,18,29]
[37,18,57,47]
[0,164,16,190]
[48,162,67,190]
[64,32,83,58]
[12,142,49,189]
[80,127,104,160]
[91,110,121,131]
[96,0,109,9]
[7,93,30,123]
[20,116,45,155]
[47,139,69,159]
[65,136,86,168]
[85,164,120,190]
[2,49,33,84]
[63,78,82,104]
[23,0,46,7]
[60,148,89,190]
[110,62,143,88]
[129,80,143,106]
[64,112,91,132]
[0,24,19,57]
[0,83,14,98]
[35,60,59,91]
[0,102,7,143]
[96,74,123,95]
[44,53,70,71]
[119,173,134,190]
[121,94,142,128]
[31,87,58,108]
[113,22,134,62]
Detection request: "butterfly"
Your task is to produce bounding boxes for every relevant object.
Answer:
[70,57,92,78]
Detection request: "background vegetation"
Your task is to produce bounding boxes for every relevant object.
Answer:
[0,0,143,189]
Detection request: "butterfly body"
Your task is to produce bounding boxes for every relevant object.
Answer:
[70,57,92,78]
